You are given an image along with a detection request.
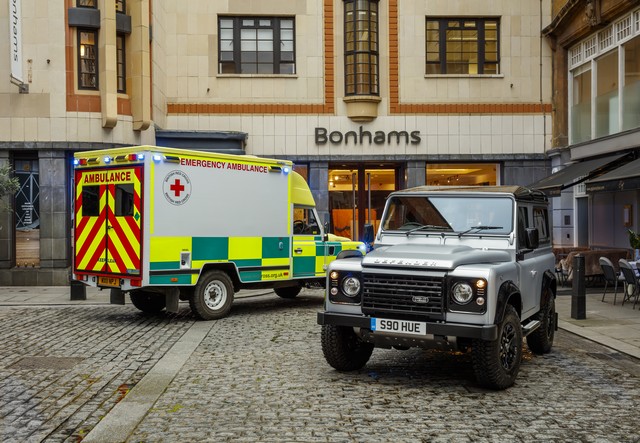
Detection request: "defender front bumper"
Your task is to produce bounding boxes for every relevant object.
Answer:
[317,312,498,341]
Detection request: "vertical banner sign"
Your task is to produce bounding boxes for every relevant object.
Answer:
[9,0,24,85]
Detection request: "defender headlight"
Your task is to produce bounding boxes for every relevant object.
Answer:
[341,276,361,297]
[452,282,474,305]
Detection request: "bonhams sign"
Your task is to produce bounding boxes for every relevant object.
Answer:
[9,0,24,85]
[315,126,421,146]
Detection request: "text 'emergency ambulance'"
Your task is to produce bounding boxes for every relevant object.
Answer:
[181,158,268,173]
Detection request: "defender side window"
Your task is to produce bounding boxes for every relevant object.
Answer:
[533,207,550,245]
[517,207,528,250]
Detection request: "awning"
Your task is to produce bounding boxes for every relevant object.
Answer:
[528,154,629,196]
[585,157,640,192]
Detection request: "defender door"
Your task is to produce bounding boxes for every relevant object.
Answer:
[74,166,143,283]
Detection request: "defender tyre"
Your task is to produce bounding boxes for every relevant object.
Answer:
[130,291,166,314]
[472,304,523,390]
[190,271,234,320]
[274,285,302,299]
[321,324,374,371]
[526,290,556,354]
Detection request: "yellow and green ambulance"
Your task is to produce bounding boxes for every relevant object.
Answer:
[72,146,365,319]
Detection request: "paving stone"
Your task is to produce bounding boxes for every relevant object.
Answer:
[1,292,639,442]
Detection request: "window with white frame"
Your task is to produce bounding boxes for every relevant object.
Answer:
[569,8,640,143]
[218,17,295,74]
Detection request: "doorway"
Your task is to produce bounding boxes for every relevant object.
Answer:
[328,164,399,241]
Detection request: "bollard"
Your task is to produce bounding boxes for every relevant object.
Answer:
[69,279,87,301]
[571,254,586,319]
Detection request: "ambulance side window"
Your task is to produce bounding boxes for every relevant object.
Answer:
[115,184,135,216]
[293,207,320,235]
[82,186,100,216]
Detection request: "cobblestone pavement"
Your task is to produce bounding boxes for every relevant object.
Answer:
[1,290,639,442]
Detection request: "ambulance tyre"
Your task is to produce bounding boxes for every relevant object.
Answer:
[274,285,301,299]
[190,271,234,320]
[130,290,166,314]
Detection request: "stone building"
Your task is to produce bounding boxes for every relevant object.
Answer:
[540,0,640,252]
[0,0,553,285]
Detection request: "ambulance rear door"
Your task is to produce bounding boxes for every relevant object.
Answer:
[74,165,144,286]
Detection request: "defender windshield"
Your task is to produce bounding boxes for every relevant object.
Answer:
[382,195,513,235]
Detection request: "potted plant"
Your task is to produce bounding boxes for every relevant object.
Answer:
[628,229,640,261]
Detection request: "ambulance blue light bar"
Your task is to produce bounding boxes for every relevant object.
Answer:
[152,154,180,163]
[269,165,291,174]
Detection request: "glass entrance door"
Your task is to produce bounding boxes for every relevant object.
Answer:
[328,165,397,241]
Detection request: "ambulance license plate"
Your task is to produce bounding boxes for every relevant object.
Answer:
[99,277,120,288]
[371,318,427,336]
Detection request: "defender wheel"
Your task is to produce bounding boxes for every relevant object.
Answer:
[527,290,556,354]
[472,304,522,390]
[321,324,374,371]
[130,291,166,314]
[190,271,234,320]
[274,286,301,299]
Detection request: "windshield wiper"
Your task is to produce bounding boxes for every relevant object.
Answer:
[458,225,503,237]
[406,224,450,236]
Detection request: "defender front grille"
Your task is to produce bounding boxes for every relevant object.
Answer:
[362,273,445,319]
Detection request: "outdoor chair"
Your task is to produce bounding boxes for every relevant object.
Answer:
[618,259,640,309]
[599,257,625,305]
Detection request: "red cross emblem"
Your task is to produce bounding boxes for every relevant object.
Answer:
[163,170,191,206]
[170,179,185,197]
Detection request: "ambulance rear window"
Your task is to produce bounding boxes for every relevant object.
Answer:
[115,184,135,216]
[82,186,100,216]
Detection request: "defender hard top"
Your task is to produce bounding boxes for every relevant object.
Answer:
[393,185,548,203]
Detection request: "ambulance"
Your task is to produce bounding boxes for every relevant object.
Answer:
[72,146,366,320]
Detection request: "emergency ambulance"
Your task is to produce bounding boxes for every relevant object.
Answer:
[72,146,365,320]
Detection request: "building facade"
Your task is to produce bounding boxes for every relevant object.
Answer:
[0,0,553,285]
[542,0,640,252]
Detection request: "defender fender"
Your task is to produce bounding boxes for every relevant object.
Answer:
[542,269,557,301]
[494,281,521,325]
[336,250,364,260]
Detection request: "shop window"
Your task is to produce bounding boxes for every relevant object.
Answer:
[569,13,640,143]
[571,66,592,144]
[426,163,497,186]
[218,17,295,74]
[623,35,640,130]
[14,159,40,267]
[78,30,98,90]
[77,0,96,8]
[344,0,379,95]
[117,34,126,93]
[595,50,619,138]
[426,18,499,75]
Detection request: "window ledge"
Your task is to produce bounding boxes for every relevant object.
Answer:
[424,74,505,79]
[216,74,298,79]
[343,95,381,122]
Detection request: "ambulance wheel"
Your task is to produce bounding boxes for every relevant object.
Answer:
[274,285,301,299]
[190,271,234,320]
[130,291,166,314]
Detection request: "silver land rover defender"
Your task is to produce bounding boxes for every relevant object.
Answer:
[317,186,557,390]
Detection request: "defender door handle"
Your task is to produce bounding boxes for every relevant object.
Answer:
[294,248,303,254]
